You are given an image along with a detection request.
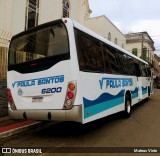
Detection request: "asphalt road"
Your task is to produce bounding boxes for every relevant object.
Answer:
[1,89,160,156]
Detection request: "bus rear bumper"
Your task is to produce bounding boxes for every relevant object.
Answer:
[8,105,83,123]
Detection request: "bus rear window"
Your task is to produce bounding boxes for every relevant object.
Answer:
[8,22,69,73]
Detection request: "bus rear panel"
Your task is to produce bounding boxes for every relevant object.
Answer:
[8,19,83,123]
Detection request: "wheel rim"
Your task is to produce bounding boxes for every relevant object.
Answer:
[126,100,131,114]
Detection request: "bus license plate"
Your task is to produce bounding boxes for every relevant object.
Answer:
[32,97,43,103]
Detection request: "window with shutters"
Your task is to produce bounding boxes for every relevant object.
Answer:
[63,0,70,18]
[25,0,39,30]
[132,48,138,56]
[108,32,111,41]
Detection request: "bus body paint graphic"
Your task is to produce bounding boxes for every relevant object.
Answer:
[83,90,125,119]
[83,86,139,119]
[142,86,148,95]
[83,78,139,119]
[131,87,139,98]
[12,75,64,88]
[99,78,133,90]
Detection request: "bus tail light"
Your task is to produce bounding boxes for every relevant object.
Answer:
[67,92,74,99]
[63,81,77,109]
[64,19,68,24]
[7,89,17,110]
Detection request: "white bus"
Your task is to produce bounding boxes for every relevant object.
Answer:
[7,18,153,124]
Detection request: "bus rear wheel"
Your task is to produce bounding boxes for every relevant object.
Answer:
[123,95,131,118]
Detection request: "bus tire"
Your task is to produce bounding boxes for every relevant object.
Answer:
[123,94,131,118]
[148,87,150,97]
[145,87,150,102]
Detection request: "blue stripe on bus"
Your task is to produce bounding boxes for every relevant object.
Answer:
[142,86,148,95]
[132,92,138,99]
[83,90,125,108]
[131,87,138,99]
[84,97,124,119]
[83,90,125,119]
[83,87,139,119]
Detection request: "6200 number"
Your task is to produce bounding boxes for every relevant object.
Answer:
[41,87,62,94]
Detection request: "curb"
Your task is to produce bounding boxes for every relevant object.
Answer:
[0,116,10,122]
[0,120,41,139]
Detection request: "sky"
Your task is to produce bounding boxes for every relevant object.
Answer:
[88,0,160,55]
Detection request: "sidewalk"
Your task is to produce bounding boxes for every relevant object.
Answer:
[0,115,40,139]
[0,78,41,139]
[0,80,40,139]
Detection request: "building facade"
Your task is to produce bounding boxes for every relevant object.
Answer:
[85,15,126,49]
[0,0,91,36]
[153,54,160,88]
[0,0,91,78]
[153,54,160,77]
[125,32,155,67]
[0,0,135,79]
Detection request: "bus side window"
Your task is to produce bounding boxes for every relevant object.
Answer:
[75,32,86,70]
[93,42,104,72]
[146,66,151,77]
[103,45,122,74]
[83,37,104,72]
[139,63,147,77]
[134,62,141,77]
[127,56,136,76]
[117,53,131,75]
[143,64,148,77]
[102,44,112,73]
[75,29,104,73]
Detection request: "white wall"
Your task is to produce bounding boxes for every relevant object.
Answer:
[11,0,26,35]
[84,16,126,49]
[76,0,90,25]
[125,42,142,58]
[39,0,90,25]
[0,0,12,32]
[0,0,26,37]
[126,41,154,63]
[39,0,62,24]
[0,0,13,47]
